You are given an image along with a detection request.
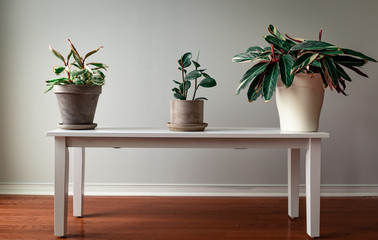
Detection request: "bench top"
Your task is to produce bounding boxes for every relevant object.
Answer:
[46,127,330,139]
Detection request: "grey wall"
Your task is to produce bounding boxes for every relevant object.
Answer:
[0,0,377,186]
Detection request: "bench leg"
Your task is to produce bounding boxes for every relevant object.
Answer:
[306,138,321,238]
[73,147,85,217]
[288,148,300,219]
[54,137,69,237]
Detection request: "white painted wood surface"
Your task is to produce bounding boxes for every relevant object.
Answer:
[46,127,329,238]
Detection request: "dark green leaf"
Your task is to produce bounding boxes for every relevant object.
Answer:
[174,93,186,100]
[186,70,202,80]
[290,40,339,51]
[291,52,319,74]
[262,63,279,102]
[342,64,368,78]
[179,52,192,68]
[318,50,344,55]
[310,60,322,67]
[278,54,294,87]
[236,61,269,94]
[246,46,264,52]
[332,55,367,67]
[180,81,191,92]
[268,25,286,41]
[199,77,217,88]
[84,46,103,61]
[264,35,292,52]
[341,48,377,62]
[247,73,263,102]
[322,57,338,86]
[192,60,200,68]
[173,80,181,85]
[53,66,66,75]
[195,97,208,100]
[172,87,180,93]
[49,45,65,64]
[335,63,352,81]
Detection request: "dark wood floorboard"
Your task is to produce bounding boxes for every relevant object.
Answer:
[0,195,377,239]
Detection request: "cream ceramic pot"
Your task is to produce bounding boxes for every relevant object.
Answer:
[276,73,324,132]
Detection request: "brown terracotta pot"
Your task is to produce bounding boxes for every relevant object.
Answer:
[54,85,102,130]
[167,100,208,131]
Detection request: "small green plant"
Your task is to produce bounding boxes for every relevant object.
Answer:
[45,39,109,93]
[232,25,377,102]
[172,51,217,100]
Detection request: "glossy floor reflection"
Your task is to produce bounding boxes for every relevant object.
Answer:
[0,195,377,239]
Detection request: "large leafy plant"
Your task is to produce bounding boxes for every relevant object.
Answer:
[45,39,109,93]
[232,25,376,102]
[172,51,217,100]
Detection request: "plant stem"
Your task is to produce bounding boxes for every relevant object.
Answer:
[180,58,186,99]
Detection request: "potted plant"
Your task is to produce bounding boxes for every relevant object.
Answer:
[233,25,376,132]
[167,51,217,131]
[45,39,108,130]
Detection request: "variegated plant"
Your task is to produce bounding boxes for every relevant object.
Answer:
[232,25,377,102]
[45,39,108,93]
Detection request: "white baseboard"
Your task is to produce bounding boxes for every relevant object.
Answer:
[0,183,377,197]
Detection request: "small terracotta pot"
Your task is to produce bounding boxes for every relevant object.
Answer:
[167,100,208,131]
[276,73,324,132]
[54,85,102,130]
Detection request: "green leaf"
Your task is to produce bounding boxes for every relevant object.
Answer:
[262,63,279,102]
[268,24,286,41]
[264,35,292,52]
[322,56,338,86]
[174,93,186,100]
[246,46,264,52]
[335,63,352,81]
[232,51,260,62]
[88,62,109,70]
[179,81,191,92]
[278,54,294,87]
[310,60,322,67]
[91,78,105,85]
[186,70,202,80]
[179,52,192,68]
[172,87,180,93]
[45,77,70,84]
[68,39,83,67]
[84,46,103,61]
[72,68,87,77]
[67,50,73,63]
[290,40,339,51]
[291,52,319,74]
[53,66,66,75]
[332,55,367,67]
[236,61,269,94]
[341,48,377,62]
[173,80,181,85]
[195,97,208,100]
[199,77,217,88]
[192,60,200,68]
[49,45,65,64]
[247,73,263,102]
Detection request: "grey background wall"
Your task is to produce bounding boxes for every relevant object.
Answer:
[0,0,377,190]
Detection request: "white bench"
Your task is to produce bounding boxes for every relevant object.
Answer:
[46,127,329,238]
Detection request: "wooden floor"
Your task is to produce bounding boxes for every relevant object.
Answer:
[0,195,377,239]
